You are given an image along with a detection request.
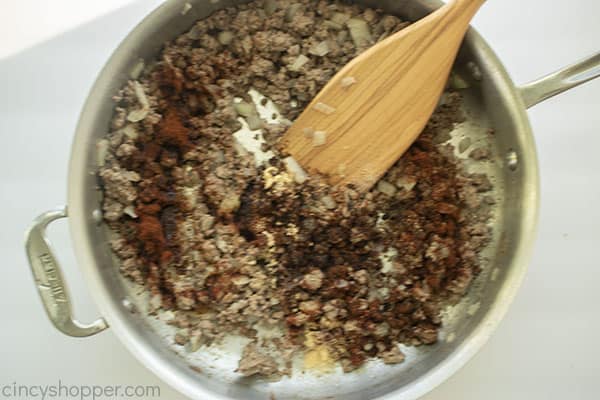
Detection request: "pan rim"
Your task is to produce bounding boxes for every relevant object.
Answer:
[66,1,540,399]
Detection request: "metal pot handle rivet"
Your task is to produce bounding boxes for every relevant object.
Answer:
[519,52,600,108]
[25,206,108,337]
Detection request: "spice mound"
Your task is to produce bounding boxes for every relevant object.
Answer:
[98,0,493,378]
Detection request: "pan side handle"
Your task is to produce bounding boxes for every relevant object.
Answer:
[25,206,108,337]
[519,52,600,108]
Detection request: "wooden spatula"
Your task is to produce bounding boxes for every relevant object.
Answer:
[281,0,485,191]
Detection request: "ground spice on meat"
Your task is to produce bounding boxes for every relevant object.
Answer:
[157,108,192,152]
[99,0,493,378]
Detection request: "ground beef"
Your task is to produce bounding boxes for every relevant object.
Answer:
[99,0,493,378]
[237,343,280,378]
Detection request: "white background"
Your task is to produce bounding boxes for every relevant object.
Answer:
[1,0,599,399]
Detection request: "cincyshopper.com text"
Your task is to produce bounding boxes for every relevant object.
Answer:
[1,380,160,400]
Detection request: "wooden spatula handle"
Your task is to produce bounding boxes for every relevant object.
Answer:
[281,0,486,191]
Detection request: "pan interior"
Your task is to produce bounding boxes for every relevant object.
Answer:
[71,0,537,399]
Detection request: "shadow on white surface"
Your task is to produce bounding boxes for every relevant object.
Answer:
[0,0,139,60]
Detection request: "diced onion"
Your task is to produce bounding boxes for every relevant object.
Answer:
[264,0,278,15]
[246,114,264,130]
[127,109,149,123]
[233,138,249,156]
[284,156,308,184]
[324,20,343,30]
[331,12,350,25]
[449,72,470,89]
[285,3,302,22]
[181,2,192,15]
[377,180,397,197]
[309,41,330,57]
[313,130,327,146]
[396,176,417,192]
[96,139,109,167]
[321,195,336,210]
[340,76,357,88]
[218,31,235,45]
[302,127,315,138]
[336,30,349,45]
[129,59,145,80]
[289,54,309,71]
[121,124,138,140]
[123,205,138,218]
[313,102,336,115]
[133,81,150,109]
[346,18,372,47]
[233,101,257,118]
[127,81,151,122]
[280,118,293,126]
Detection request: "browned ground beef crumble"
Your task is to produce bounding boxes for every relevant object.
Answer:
[99,0,493,378]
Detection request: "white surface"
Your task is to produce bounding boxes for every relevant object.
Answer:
[1,0,599,399]
[0,0,138,59]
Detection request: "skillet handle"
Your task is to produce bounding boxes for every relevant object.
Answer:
[519,52,600,108]
[25,206,108,337]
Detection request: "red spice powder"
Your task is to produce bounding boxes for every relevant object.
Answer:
[137,202,162,216]
[138,214,166,260]
[142,142,162,162]
[157,108,192,152]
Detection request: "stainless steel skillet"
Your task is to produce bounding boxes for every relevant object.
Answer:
[25,0,600,399]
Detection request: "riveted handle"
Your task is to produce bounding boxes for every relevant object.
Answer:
[519,52,600,108]
[25,206,108,337]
